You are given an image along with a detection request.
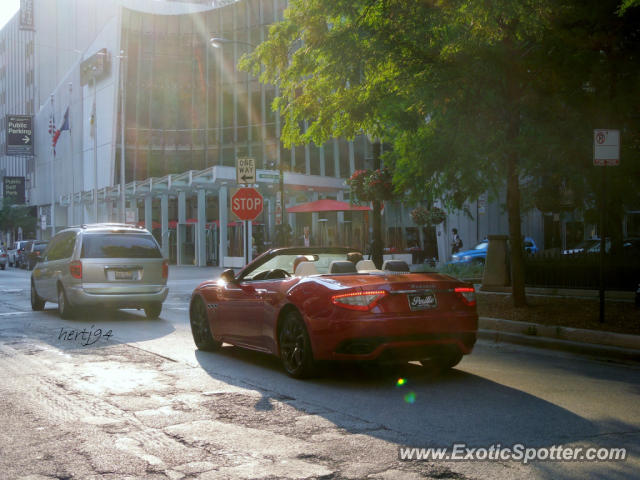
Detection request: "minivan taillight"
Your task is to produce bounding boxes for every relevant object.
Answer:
[70,260,82,279]
[162,259,169,279]
[454,286,476,306]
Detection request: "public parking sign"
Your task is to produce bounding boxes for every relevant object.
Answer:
[6,115,34,156]
[231,187,263,221]
[593,129,620,166]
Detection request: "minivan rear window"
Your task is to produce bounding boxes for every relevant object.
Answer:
[80,234,162,259]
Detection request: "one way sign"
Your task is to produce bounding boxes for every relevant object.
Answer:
[236,157,256,184]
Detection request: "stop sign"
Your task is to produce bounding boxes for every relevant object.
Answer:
[231,187,264,221]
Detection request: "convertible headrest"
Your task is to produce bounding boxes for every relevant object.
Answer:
[294,261,318,276]
[355,259,376,272]
[329,260,357,274]
[382,260,410,272]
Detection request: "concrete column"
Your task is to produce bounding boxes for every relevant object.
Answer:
[481,234,510,289]
[219,186,228,266]
[177,191,186,265]
[247,220,252,265]
[161,194,169,259]
[310,191,319,240]
[319,145,325,177]
[196,189,206,267]
[333,139,340,178]
[67,204,73,227]
[348,140,355,176]
[337,190,345,244]
[144,195,152,232]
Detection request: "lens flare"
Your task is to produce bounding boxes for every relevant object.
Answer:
[404,392,416,404]
[396,378,407,387]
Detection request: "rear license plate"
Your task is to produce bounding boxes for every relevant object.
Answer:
[408,291,437,310]
[114,270,135,280]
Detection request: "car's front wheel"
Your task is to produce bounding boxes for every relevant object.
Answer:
[144,302,163,319]
[31,281,45,311]
[57,285,75,319]
[189,296,221,351]
[278,311,316,379]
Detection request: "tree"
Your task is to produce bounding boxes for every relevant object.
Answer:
[242,0,639,306]
[0,200,37,240]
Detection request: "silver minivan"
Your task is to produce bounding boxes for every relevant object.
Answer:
[31,223,169,319]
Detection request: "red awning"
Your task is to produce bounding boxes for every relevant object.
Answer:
[286,199,370,213]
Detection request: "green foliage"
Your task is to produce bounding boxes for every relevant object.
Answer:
[346,168,394,204]
[437,262,485,280]
[0,200,36,238]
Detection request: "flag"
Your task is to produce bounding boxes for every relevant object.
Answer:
[52,106,69,148]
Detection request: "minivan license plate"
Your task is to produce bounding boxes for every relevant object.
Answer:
[408,292,437,310]
[114,270,134,280]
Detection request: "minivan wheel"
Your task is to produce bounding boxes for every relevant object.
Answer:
[31,281,45,311]
[57,286,75,319]
[144,302,163,319]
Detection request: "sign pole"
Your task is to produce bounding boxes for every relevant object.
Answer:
[50,95,55,237]
[599,168,606,323]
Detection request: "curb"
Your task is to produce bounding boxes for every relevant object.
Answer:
[478,317,640,362]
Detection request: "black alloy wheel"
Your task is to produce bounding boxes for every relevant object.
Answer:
[279,311,315,379]
[189,296,221,351]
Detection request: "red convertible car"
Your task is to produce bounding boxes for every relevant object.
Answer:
[189,247,478,378]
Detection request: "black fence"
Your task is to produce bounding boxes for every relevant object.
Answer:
[524,251,640,291]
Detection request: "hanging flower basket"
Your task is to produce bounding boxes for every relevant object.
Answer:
[411,205,447,226]
[347,168,395,203]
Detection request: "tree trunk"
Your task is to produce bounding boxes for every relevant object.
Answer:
[371,140,383,268]
[506,152,526,307]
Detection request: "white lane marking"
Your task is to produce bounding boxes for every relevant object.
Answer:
[0,311,31,316]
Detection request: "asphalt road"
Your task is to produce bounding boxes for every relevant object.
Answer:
[0,265,638,479]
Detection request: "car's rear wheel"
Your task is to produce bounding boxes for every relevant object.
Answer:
[31,281,45,311]
[279,311,315,379]
[57,285,75,319]
[419,347,463,372]
[0,263,5,270]
[189,296,221,351]
[144,302,163,319]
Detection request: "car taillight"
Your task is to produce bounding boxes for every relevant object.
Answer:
[454,286,476,306]
[162,259,169,279]
[0,253,6,258]
[70,260,82,279]
[331,290,387,311]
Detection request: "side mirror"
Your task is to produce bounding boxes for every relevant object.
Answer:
[220,268,236,283]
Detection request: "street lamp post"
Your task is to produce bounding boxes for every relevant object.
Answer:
[118,50,127,224]
[92,68,98,222]
[210,36,287,246]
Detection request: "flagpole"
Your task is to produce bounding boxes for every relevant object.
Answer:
[92,70,98,222]
[69,83,74,225]
[50,94,55,238]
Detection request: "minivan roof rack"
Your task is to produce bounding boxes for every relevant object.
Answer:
[79,223,144,230]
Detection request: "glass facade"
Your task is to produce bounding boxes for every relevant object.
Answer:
[118,0,356,183]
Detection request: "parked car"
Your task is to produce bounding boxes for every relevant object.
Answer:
[8,240,35,267]
[30,223,169,319]
[450,236,538,264]
[17,241,34,269]
[23,241,48,270]
[189,247,478,378]
[562,238,600,255]
[0,247,7,270]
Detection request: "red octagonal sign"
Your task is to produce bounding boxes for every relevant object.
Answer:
[231,187,264,221]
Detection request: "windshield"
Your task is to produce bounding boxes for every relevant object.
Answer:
[243,251,359,280]
[80,234,162,259]
[474,242,488,250]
